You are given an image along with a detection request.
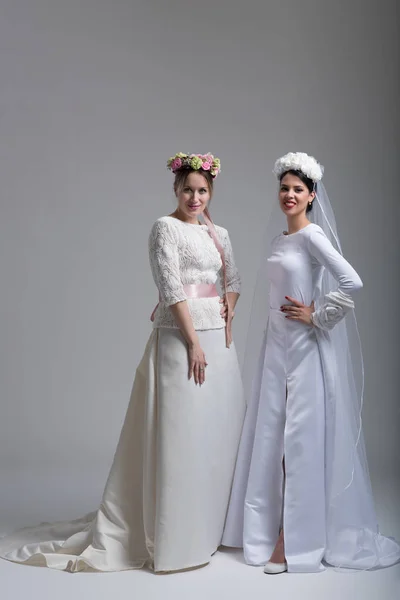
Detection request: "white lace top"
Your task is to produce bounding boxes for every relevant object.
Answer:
[149,216,241,330]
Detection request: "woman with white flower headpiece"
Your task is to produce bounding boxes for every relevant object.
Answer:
[0,153,245,574]
[222,152,400,573]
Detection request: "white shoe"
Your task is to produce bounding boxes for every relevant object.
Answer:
[263,561,288,574]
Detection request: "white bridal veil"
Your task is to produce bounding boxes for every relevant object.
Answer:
[241,173,400,569]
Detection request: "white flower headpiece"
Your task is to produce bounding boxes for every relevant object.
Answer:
[273,152,324,183]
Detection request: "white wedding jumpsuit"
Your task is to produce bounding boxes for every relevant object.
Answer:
[223,223,364,572]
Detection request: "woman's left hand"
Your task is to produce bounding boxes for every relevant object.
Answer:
[220,296,234,322]
[281,296,314,325]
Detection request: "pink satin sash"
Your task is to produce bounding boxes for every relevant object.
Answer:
[150,283,219,323]
[183,283,219,299]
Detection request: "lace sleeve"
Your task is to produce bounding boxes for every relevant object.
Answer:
[308,228,363,331]
[148,219,187,307]
[219,228,241,294]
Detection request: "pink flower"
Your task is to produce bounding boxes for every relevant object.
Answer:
[171,158,182,171]
[202,161,211,171]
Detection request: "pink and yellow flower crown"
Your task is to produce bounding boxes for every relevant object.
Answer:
[167,153,221,178]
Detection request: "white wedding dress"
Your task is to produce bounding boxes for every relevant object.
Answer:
[0,216,246,573]
[223,223,400,572]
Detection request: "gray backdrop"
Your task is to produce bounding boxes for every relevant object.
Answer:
[0,0,398,538]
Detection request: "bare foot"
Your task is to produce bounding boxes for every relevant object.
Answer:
[269,530,285,564]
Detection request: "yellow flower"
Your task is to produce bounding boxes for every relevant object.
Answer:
[190,156,202,170]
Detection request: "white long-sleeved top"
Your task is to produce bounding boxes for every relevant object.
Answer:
[149,216,241,331]
[268,223,363,331]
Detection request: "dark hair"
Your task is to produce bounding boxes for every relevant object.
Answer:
[279,169,315,212]
[173,168,214,198]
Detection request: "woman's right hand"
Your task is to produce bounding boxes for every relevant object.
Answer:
[188,342,208,385]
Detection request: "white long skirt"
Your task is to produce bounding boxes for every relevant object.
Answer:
[0,328,245,573]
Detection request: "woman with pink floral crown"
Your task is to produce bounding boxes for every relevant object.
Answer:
[0,153,245,573]
[223,152,400,574]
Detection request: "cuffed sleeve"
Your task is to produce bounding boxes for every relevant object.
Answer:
[310,289,356,330]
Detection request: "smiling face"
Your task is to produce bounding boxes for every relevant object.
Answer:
[174,171,211,223]
[279,172,315,218]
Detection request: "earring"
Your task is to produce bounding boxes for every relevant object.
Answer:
[308,202,312,208]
